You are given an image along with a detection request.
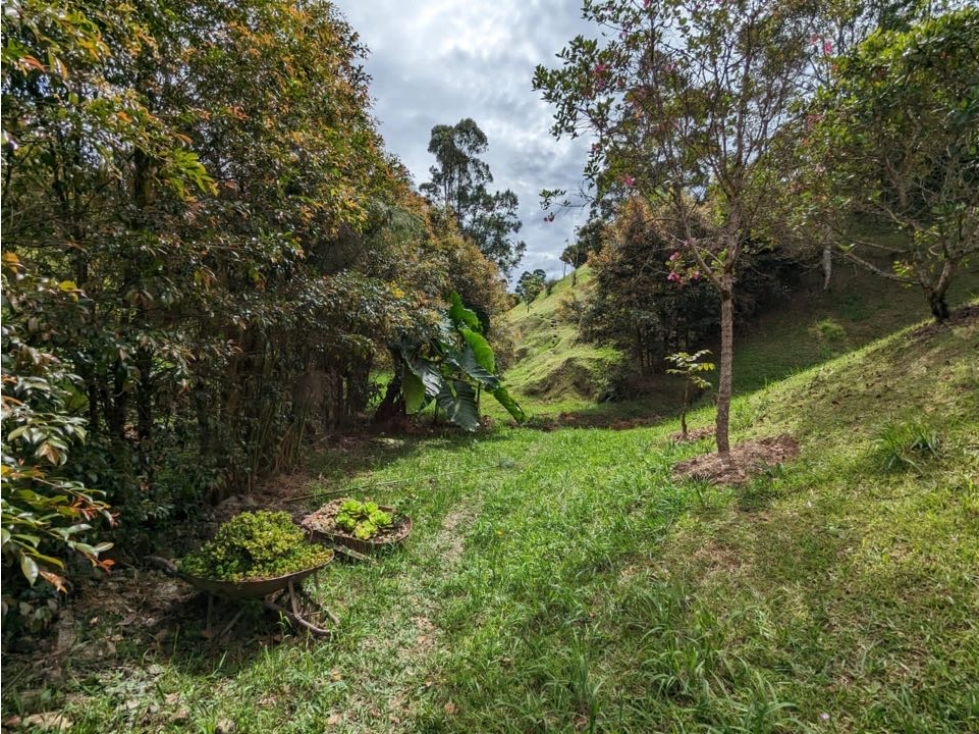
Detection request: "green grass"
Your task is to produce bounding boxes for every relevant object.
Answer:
[503,266,623,404]
[3,298,978,732]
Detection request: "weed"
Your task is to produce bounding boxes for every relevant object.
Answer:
[875,420,943,472]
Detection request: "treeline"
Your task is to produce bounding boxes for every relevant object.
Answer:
[1,2,508,595]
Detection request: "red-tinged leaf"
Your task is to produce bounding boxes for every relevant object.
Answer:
[39,571,67,593]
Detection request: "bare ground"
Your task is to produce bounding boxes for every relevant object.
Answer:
[672,434,800,486]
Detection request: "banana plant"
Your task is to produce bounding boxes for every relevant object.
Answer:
[395,293,524,431]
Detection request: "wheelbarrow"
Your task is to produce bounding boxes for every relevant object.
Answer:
[147,555,337,638]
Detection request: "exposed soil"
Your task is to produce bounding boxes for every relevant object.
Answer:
[910,303,979,340]
[670,425,715,443]
[520,411,663,431]
[671,434,800,486]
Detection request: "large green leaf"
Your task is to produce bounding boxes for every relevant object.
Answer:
[448,292,482,333]
[460,327,496,373]
[402,370,428,414]
[492,386,526,423]
[444,345,500,391]
[402,345,444,397]
[435,380,481,432]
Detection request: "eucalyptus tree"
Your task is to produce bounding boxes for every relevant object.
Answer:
[421,118,526,277]
[534,0,817,454]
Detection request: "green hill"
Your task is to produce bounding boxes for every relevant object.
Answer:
[502,260,979,417]
[502,266,622,404]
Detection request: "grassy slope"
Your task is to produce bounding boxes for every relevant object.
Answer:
[5,289,978,733]
[502,266,621,406]
[501,258,979,418]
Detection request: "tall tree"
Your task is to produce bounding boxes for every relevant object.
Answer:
[421,119,526,276]
[534,0,816,455]
[808,7,979,321]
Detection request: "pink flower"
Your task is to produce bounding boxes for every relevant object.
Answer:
[669,251,681,261]
[622,175,635,187]
[594,63,608,76]
[667,271,682,283]
[823,41,833,54]
[691,270,700,281]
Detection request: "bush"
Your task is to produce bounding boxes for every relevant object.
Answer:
[179,511,331,581]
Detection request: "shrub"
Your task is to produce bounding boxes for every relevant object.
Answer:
[179,511,331,581]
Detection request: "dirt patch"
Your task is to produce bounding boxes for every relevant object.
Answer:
[670,425,715,443]
[672,434,799,486]
[438,503,481,565]
[910,303,979,340]
[520,412,663,432]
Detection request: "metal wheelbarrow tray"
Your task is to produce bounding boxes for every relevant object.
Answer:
[148,555,337,637]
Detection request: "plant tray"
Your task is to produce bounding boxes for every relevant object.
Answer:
[302,500,412,555]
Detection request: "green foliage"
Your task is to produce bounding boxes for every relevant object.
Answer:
[665,350,715,392]
[420,119,526,276]
[875,421,943,472]
[396,293,525,430]
[335,500,393,541]
[1,256,114,595]
[515,270,546,307]
[179,511,330,581]
[810,7,979,321]
[666,349,715,437]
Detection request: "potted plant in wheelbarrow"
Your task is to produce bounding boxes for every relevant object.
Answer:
[152,510,336,636]
[302,499,412,555]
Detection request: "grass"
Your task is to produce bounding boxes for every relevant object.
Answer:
[503,266,623,403]
[3,296,978,732]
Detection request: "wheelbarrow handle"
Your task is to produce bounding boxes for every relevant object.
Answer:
[146,555,179,576]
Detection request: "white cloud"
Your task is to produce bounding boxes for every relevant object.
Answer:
[333,0,597,283]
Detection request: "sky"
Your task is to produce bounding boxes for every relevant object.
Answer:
[332,0,598,283]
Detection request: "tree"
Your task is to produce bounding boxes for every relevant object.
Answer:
[534,0,816,454]
[1,0,486,597]
[421,119,526,276]
[809,7,979,321]
[666,350,715,440]
[561,218,604,284]
[516,269,547,308]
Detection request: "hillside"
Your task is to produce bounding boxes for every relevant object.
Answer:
[502,259,979,415]
[502,266,622,403]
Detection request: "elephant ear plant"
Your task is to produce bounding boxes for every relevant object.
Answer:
[394,292,525,431]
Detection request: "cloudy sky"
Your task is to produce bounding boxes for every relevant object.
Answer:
[332,0,598,283]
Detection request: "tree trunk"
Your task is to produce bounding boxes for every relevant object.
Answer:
[716,273,734,456]
[822,244,833,291]
[374,361,405,423]
[927,288,950,322]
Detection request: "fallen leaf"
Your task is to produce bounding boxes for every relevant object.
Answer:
[444,702,457,715]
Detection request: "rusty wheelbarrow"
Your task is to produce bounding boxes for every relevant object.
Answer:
[147,555,337,638]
